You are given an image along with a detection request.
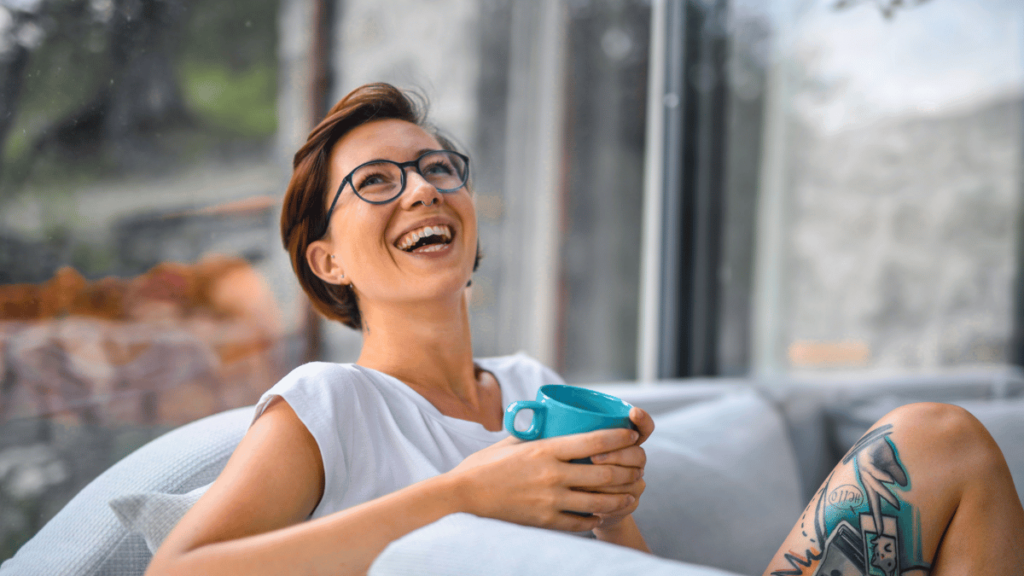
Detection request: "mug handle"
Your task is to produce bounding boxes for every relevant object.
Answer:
[504,400,546,440]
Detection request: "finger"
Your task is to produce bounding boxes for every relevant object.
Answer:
[577,478,645,497]
[595,496,641,519]
[561,489,635,516]
[548,428,639,461]
[493,435,523,447]
[593,488,643,521]
[630,407,655,444]
[563,463,641,489]
[590,445,646,468]
[550,512,603,533]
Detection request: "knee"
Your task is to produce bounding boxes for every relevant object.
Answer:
[884,401,983,441]
[882,402,1003,467]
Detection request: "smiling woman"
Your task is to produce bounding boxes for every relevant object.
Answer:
[280,84,480,331]
[301,116,482,345]
[141,83,655,576]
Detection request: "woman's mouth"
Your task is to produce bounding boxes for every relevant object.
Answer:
[395,224,454,253]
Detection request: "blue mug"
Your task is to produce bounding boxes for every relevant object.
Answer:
[504,385,636,517]
[504,384,636,443]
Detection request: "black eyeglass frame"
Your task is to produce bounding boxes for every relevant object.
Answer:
[320,149,470,235]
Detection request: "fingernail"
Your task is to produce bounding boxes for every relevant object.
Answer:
[592,453,607,463]
[627,495,636,504]
[630,431,639,442]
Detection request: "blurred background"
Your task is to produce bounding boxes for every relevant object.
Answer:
[0,0,1022,561]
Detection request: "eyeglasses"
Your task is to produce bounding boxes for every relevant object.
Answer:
[322,149,470,229]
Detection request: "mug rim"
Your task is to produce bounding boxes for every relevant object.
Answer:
[538,384,632,417]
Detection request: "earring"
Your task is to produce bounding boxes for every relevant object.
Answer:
[330,255,335,259]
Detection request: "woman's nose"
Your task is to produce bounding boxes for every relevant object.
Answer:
[401,169,443,208]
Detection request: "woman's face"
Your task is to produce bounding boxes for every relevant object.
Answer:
[310,118,478,308]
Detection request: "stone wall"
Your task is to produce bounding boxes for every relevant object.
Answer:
[0,257,296,560]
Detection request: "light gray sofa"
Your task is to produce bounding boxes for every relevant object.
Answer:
[3,369,1023,576]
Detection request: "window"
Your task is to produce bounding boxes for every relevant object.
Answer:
[0,0,290,557]
[640,0,1024,379]
[748,0,1024,376]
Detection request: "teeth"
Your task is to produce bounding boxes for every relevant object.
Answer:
[397,225,452,251]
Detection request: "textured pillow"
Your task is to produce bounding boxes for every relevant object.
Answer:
[633,390,804,576]
[370,513,746,576]
[109,483,211,553]
[0,406,251,576]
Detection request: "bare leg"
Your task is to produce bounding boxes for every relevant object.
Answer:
[762,402,1024,576]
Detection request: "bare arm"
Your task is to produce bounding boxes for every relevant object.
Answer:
[146,399,646,576]
[146,398,467,576]
[594,515,650,553]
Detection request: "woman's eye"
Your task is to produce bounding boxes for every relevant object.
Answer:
[424,161,454,176]
[356,172,391,189]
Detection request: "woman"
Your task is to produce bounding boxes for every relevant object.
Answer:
[146,83,1024,576]
[146,83,652,576]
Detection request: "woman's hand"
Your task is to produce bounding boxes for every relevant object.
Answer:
[588,407,653,530]
[449,426,642,532]
[449,406,655,535]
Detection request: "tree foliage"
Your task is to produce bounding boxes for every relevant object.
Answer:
[0,0,279,193]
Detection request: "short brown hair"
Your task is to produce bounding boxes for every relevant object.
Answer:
[280,83,478,330]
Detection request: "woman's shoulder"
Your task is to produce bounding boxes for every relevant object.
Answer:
[268,361,366,395]
[252,362,370,423]
[280,361,364,383]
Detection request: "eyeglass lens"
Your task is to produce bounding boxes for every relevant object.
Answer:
[352,151,468,203]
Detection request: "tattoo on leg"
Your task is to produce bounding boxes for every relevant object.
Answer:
[769,424,932,576]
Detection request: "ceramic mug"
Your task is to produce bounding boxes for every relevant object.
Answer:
[504,385,637,517]
[504,384,636,443]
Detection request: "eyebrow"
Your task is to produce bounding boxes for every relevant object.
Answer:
[348,148,442,174]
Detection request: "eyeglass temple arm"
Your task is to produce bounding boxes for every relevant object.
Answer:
[323,177,348,231]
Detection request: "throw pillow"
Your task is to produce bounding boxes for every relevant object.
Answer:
[109,483,211,553]
[634,390,804,576]
[371,513,747,576]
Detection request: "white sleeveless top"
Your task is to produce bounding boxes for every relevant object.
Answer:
[252,353,563,519]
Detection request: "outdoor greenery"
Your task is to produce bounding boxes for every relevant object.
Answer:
[0,0,280,194]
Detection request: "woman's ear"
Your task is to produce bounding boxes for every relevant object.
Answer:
[306,240,347,285]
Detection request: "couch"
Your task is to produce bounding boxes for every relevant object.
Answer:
[3,368,1023,576]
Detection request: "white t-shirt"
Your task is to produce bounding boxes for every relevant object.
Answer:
[252,353,564,519]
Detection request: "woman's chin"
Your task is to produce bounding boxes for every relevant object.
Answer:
[376,272,473,305]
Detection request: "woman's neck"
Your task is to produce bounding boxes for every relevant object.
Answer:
[355,292,481,406]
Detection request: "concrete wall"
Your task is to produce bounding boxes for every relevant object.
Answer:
[782,98,1023,371]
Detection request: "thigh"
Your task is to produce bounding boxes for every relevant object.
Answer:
[762,402,1024,576]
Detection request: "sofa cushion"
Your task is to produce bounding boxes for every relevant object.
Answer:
[370,513,747,576]
[0,406,250,576]
[109,484,211,554]
[634,390,804,576]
